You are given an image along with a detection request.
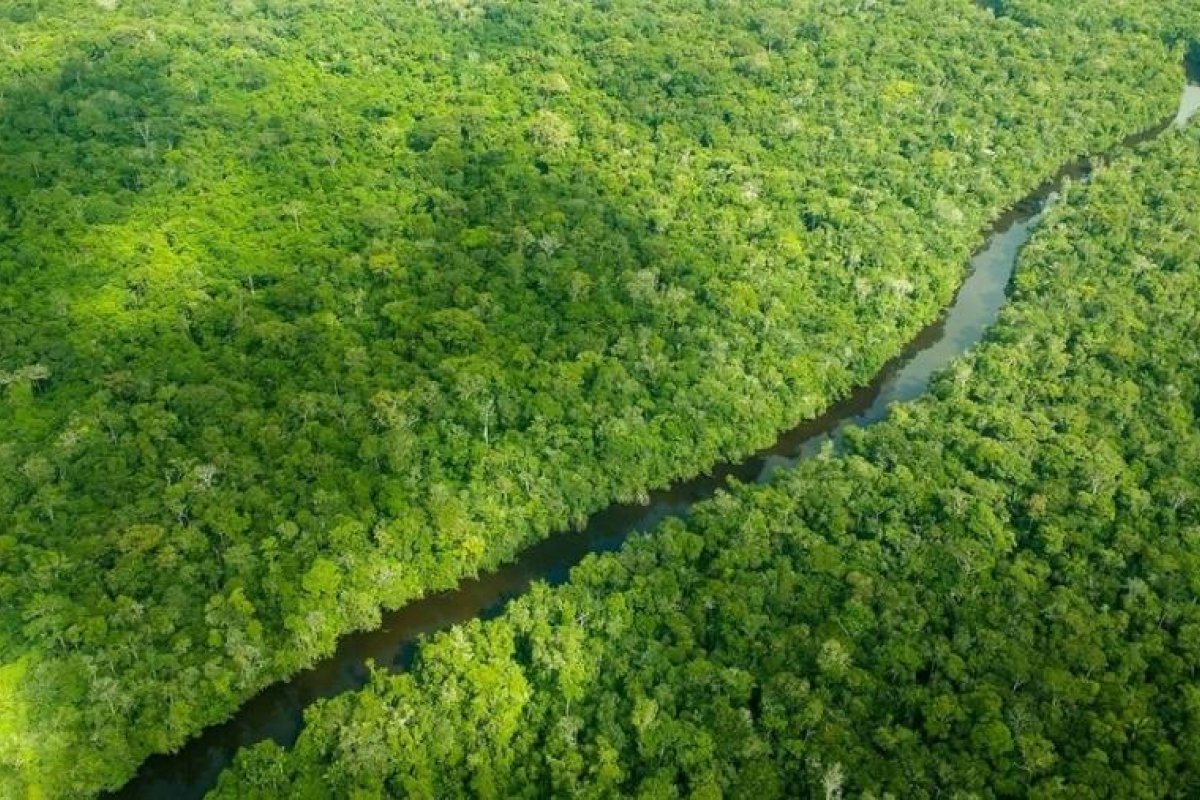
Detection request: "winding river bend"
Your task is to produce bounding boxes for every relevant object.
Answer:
[113,81,1200,800]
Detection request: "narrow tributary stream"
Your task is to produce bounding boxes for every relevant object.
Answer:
[113,81,1200,800]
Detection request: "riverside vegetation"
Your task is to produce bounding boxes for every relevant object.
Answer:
[1,0,1198,796]
[213,113,1200,799]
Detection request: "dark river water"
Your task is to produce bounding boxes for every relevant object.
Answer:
[111,81,1199,800]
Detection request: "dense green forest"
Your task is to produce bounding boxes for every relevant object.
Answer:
[2,0,1198,796]
[212,120,1200,798]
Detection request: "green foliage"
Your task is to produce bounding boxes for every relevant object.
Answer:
[0,0,1192,795]
[213,124,1200,796]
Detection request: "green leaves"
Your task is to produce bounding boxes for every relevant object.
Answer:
[301,558,342,599]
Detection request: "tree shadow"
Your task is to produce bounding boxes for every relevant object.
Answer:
[0,26,184,241]
[0,22,193,393]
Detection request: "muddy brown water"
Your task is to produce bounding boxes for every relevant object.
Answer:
[111,82,1199,799]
